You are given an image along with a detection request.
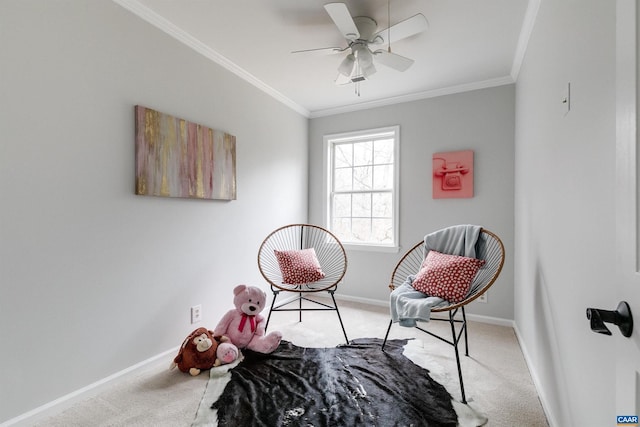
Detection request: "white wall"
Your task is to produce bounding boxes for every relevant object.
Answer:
[514,0,616,426]
[309,85,515,320]
[5,0,619,425]
[0,1,308,423]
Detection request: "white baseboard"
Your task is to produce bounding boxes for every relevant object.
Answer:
[513,324,556,427]
[333,292,389,307]
[333,292,515,327]
[0,347,178,427]
[4,293,521,427]
[465,313,515,328]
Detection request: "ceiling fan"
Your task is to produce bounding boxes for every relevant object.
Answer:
[293,2,429,87]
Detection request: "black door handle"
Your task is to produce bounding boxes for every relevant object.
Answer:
[586,301,633,337]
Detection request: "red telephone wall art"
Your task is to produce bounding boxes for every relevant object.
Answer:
[432,150,474,199]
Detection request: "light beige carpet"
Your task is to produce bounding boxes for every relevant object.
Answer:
[33,300,548,427]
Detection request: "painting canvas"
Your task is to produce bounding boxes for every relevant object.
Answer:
[432,150,474,199]
[135,105,236,200]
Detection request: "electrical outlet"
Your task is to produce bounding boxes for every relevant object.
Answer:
[477,293,488,303]
[191,305,202,323]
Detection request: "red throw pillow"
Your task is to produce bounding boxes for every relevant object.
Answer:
[412,250,485,303]
[274,248,326,285]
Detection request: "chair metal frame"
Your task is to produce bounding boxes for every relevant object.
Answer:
[258,224,349,344]
[382,228,505,403]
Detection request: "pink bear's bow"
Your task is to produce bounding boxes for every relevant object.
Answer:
[238,313,257,333]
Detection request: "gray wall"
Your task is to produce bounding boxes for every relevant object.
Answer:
[5,0,618,425]
[0,1,308,423]
[514,0,616,425]
[309,85,515,321]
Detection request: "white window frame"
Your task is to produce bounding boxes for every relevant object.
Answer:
[323,126,400,252]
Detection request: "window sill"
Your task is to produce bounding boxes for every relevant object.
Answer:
[342,243,400,253]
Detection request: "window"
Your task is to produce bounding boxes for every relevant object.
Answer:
[324,126,399,251]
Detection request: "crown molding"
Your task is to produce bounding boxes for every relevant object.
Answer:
[113,0,528,121]
[112,0,310,118]
[309,76,515,118]
[510,0,541,81]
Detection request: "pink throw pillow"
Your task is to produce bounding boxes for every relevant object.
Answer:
[412,250,485,303]
[274,248,326,285]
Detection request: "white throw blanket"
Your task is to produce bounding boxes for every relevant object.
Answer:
[424,224,482,259]
[390,224,482,327]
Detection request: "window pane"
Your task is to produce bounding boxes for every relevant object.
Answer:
[334,168,352,191]
[353,141,373,166]
[351,218,372,242]
[372,192,392,217]
[373,164,393,190]
[333,194,351,217]
[353,165,372,190]
[334,144,352,168]
[372,218,393,243]
[352,193,371,217]
[374,138,394,163]
[332,217,352,241]
[325,126,397,247]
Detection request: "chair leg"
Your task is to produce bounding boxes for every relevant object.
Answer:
[298,291,302,322]
[449,311,467,404]
[329,291,349,344]
[265,289,279,332]
[382,319,393,350]
[462,306,469,356]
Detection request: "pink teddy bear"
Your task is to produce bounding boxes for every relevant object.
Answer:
[214,284,282,353]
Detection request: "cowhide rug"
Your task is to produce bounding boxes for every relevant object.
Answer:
[192,338,487,426]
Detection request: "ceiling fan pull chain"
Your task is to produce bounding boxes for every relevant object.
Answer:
[388,0,392,53]
[356,61,361,96]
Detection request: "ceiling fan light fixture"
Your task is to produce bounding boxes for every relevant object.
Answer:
[338,54,355,76]
[361,62,376,78]
[353,44,373,66]
[309,1,428,92]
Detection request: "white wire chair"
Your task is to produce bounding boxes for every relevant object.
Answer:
[258,224,349,343]
[382,228,505,403]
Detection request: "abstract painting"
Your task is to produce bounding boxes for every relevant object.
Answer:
[135,105,236,200]
[432,150,474,199]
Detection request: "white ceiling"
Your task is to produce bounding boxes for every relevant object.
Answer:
[116,0,533,117]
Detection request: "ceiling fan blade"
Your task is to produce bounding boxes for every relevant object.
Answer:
[291,46,344,55]
[374,14,428,44]
[324,3,360,41]
[373,50,415,72]
[334,73,353,86]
